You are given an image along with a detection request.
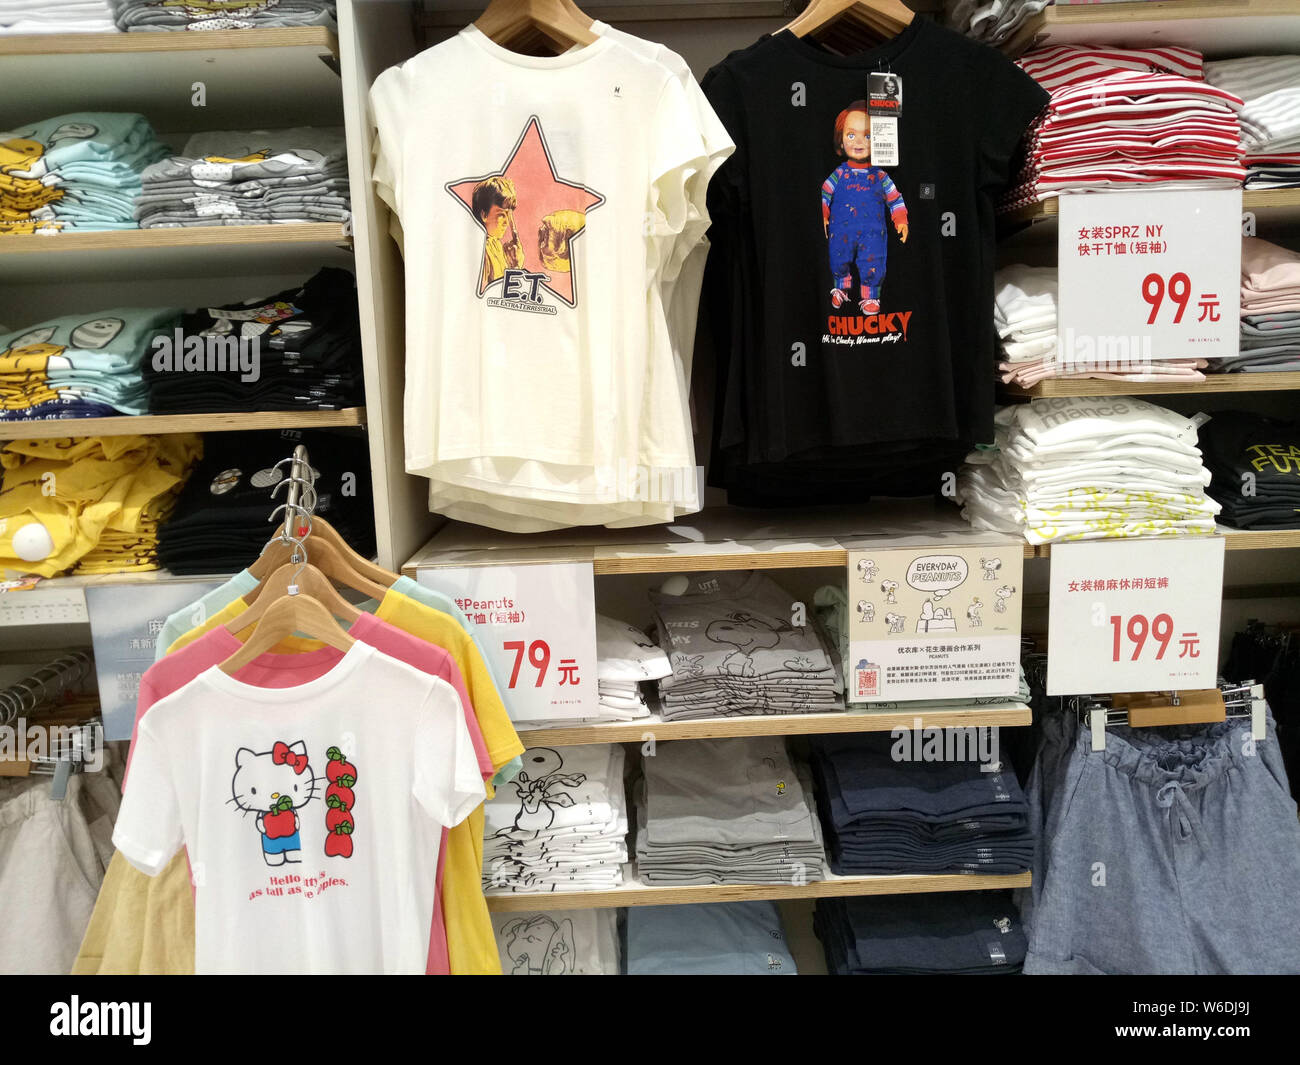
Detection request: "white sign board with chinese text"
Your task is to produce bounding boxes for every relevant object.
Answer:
[1047,538,1225,695]
[847,543,1023,702]
[415,562,597,723]
[86,579,224,740]
[1059,189,1240,364]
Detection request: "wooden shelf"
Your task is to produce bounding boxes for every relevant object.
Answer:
[515,702,1033,747]
[1035,527,1300,557]
[1001,188,1300,234]
[1001,0,1300,59]
[0,407,366,442]
[0,568,234,628]
[422,2,788,27]
[485,871,1032,912]
[0,27,341,131]
[1003,371,1300,399]
[403,502,1036,577]
[0,223,353,284]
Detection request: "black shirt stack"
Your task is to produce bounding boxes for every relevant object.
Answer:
[156,428,375,574]
[701,19,1047,505]
[809,732,1033,875]
[145,268,364,415]
[1201,410,1300,529]
[815,892,1027,975]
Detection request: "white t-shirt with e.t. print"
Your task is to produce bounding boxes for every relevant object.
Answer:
[112,642,485,974]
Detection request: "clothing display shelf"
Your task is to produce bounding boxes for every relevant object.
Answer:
[403,502,1038,576]
[1035,528,1300,557]
[485,872,1033,913]
[0,408,366,443]
[999,0,1300,60]
[1003,371,1300,399]
[0,12,415,571]
[1001,187,1300,233]
[0,224,354,286]
[0,27,342,133]
[516,703,1032,748]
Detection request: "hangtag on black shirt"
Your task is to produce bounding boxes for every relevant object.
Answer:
[868,72,902,166]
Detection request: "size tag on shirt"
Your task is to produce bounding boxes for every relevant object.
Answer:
[868,72,902,167]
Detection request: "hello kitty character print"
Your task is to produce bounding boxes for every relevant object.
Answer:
[230,740,320,866]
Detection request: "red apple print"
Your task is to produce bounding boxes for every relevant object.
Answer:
[325,807,353,833]
[325,821,353,858]
[326,782,355,811]
[263,795,295,838]
[325,746,357,786]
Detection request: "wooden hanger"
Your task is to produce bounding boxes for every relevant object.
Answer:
[247,534,388,602]
[218,592,355,675]
[780,0,914,47]
[475,0,598,54]
[249,515,395,589]
[229,561,362,638]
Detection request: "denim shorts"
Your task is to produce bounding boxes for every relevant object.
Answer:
[1023,714,1300,974]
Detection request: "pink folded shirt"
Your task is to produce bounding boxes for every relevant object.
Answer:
[124,610,492,976]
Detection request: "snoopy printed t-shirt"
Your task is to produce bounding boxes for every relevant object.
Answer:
[112,642,485,974]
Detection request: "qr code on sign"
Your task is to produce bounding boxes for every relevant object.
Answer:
[856,663,880,698]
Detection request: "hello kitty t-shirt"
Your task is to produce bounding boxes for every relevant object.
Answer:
[112,642,485,975]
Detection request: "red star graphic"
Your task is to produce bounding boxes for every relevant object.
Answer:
[446,116,604,307]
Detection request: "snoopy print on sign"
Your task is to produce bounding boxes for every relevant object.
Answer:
[980,557,1002,581]
[857,558,878,583]
[880,580,899,604]
[995,585,1017,614]
[856,600,875,623]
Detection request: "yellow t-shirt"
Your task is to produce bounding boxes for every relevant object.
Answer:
[165,586,523,975]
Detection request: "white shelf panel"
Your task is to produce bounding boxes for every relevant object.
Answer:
[0,27,342,132]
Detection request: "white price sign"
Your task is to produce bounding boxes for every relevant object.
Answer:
[415,561,597,723]
[1047,538,1225,696]
[1058,189,1240,364]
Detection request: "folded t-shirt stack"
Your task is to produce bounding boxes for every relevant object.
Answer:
[518,615,668,731]
[947,0,1049,46]
[155,427,374,574]
[493,908,619,975]
[1205,56,1300,190]
[957,395,1221,544]
[110,0,335,31]
[1201,410,1300,530]
[0,307,178,419]
[635,737,827,886]
[483,744,628,896]
[809,733,1033,876]
[0,433,201,577]
[143,267,363,413]
[648,571,843,722]
[135,126,348,229]
[1003,45,1244,210]
[994,264,1206,386]
[815,892,1028,975]
[0,0,114,34]
[0,112,169,234]
[626,901,797,975]
[1220,237,1300,373]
